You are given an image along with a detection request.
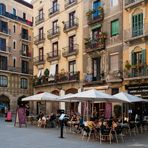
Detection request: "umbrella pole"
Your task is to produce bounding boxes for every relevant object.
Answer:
[122,103,123,124]
[91,100,94,117]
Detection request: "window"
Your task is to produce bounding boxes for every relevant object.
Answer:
[0,56,7,70]
[0,20,8,33]
[13,25,16,33]
[22,44,29,56]
[111,19,119,36]
[13,8,16,15]
[92,27,101,39]
[22,28,28,40]
[132,13,143,37]
[20,78,28,89]
[39,8,43,19]
[13,58,16,67]
[93,0,101,19]
[52,0,58,13]
[92,57,101,81]
[22,60,29,74]
[0,3,6,14]
[110,53,119,71]
[23,13,26,20]
[110,0,118,7]
[0,38,6,51]
[52,20,58,34]
[39,47,44,61]
[69,11,75,27]
[52,42,58,57]
[0,75,8,87]
[69,60,76,76]
[13,41,16,49]
[39,27,44,40]
[69,35,76,52]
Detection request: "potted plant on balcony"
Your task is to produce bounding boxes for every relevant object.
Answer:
[125,60,131,70]
[44,68,49,82]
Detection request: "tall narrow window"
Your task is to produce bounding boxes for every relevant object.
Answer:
[93,0,101,19]
[52,42,58,57]
[110,53,119,71]
[39,27,44,40]
[111,19,119,36]
[69,60,76,76]
[23,13,26,20]
[0,38,6,51]
[13,8,16,15]
[13,41,16,49]
[132,13,143,37]
[69,35,76,52]
[52,20,58,34]
[53,0,58,12]
[13,25,16,33]
[39,8,43,19]
[22,60,29,74]
[110,0,118,7]
[13,58,16,67]
[0,3,6,14]
[69,11,75,27]
[39,47,44,61]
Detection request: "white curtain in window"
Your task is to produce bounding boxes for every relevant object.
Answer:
[49,64,56,76]
[110,54,119,71]
[111,0,118,7]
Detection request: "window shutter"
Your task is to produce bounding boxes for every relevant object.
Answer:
[142,49,146,64]
[131,51,135,65]
[110,54,119,71]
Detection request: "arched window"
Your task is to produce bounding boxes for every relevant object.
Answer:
[20,78,28,89]
[0,3,6,14]
[0,75,8,87]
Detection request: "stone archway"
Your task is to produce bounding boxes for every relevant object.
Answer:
[0,95,10,114]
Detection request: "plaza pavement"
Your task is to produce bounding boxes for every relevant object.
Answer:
[0,117,148,148]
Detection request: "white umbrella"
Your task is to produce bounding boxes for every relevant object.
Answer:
[113,92,147,103]
[22,92,59,101]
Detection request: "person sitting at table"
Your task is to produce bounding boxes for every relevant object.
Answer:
[38,114,46,128]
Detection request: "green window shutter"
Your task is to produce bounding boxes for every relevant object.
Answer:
[111,20,119,36]
[142,49,146,64]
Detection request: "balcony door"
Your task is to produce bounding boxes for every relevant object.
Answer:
[39,8,43,19]
[52,20,58,34]
[22,60,29,74]
[132,13,143,37]
[69,11,75,27]
[69,60,76,76]
[92,57,101,81]
[39,47,44,61]
[0,56,7,70]
[92,27,101,40]
[93,0,101,19]
[0,38,6,51]
[52,42,58,57]
[53,0,58,12]
[0,4,6,14]
[22,28,28,40]
[39,27,44,40]
[0,21,8,33]
[69,35,75,52]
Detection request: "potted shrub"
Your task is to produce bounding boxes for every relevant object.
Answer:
[125,60,131,70]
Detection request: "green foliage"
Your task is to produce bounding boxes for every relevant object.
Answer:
[44,68,49,77]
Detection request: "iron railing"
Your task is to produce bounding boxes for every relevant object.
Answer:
[0,28,11,35]
[49,4,59,16]
[34,34,45,45]
[47,27,60,39]
[65,0,77,8]
[47,50,60,61]
[35,13,44,25]
[33,56,45,65]
[125,0,145,6]
[21,34,31,41]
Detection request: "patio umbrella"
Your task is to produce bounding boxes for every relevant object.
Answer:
[22,92,59,101]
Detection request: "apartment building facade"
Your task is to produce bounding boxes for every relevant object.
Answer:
[0,0,33,112]
[123,0,148,100]
[32,0,84,114]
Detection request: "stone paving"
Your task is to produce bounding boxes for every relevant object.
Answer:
[0,117,148,148]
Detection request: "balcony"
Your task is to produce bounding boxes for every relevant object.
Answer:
[124,24,148,43]
[125,0,146,9]
[48,4,59,17]
[47,27,60,39]
[63,18,78,32]
[85,33,106,53]
[34,34,45,45]
[21,34,31,42]
[20,49,31,58]
[33,56,45,65]
[35,14,44,26]
[62,44,79,57]
[0,11,33,27]
[33,71,80,86]
[0,28,11,36]
[65,0,77,9]
[0,66,33,75]
[47,51,60,62]
[86,7,104,25]
[124,64,148,80]
[0,46,11,54]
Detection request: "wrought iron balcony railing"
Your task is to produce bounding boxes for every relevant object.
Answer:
[124,23,148,42]
[124,64,148,79]
[0,28,11,35]
[21,34,31,41]
[47,27,60,39]
[49,4,59,16]
[33,71,80,86]
[86,8,104,25]
[63,17,78,32]
[62,44,79,57]
[20,49,31,58]
[0,46,11,53]
[0,11,33,26]
[0,66,33,75]
[65,0,77,9]
[35,13,44,25]
[33,56,45,65]
[47,50,61,62]
[34,34,45,45]
[125,0,145,8]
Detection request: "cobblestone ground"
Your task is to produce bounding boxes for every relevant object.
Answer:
[0,117,148,148]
